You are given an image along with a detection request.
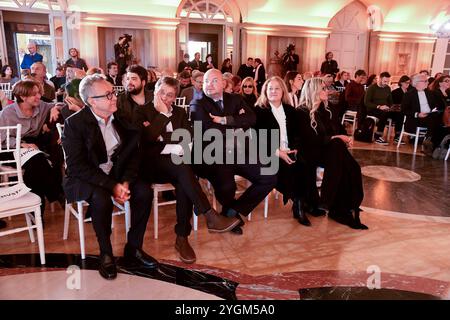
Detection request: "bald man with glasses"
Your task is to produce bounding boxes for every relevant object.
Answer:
[62,74,157,280]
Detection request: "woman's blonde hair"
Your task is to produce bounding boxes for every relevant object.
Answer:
[299,77,331,133]
[255,76,291,109]
[240,77,258,98]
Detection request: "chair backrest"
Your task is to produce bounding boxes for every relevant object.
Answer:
[56,123,67,169]
[3,89,12,100]
[0,124,23,187]
[113,86,125,93]
[175,96,186,107]
[0,83,11,91]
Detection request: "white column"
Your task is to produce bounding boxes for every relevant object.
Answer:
[431,38,449,75]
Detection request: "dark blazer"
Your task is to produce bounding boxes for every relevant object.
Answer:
[401,88,438,133]
[255,65,266,92]
[190,93,256,158]
[190,92,256,134]
[189,59,202,71]
[62,107,140,203]
[134,103,191,159]
[320,59,339,76]
[253,103,299,157]
[432,89,450,112]
[106,75,122,86]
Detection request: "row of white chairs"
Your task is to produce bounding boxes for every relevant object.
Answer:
[341,111,429,154]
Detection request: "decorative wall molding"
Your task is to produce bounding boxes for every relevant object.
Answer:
[241,23,330,39]
[371,31,436,44]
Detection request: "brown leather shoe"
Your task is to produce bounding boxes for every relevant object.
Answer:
[175,236,196,264]
[204,208,240,233]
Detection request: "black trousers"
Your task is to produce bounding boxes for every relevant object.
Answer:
[197,162,277,216]
[0,152,62,214]
[86,179,152,256]
[368,109,403,134]
[320,139,364,214]
[415,113,443,148]
[149,155,211,237]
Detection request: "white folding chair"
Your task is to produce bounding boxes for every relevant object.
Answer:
[0,83,11,91]
[151,183,176,239]
[57,123,131,259]
[341,111,357,136]
[396,115,427,154]
[113,86,125,93]
[193,175,269,227]
[445,148,450,161]
[175,96,186,107]
[0,124,46,265]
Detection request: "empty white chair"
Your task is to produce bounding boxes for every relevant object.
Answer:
[396,115,427,154]
[0,124,46,264]
[57,123,131,259]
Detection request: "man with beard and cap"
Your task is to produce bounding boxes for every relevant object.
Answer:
[116,65,240,264]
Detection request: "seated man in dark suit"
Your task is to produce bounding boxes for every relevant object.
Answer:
[190,69,277,235]
[117,65,239,264]
[401,73,442,149]
[105,62,122,86]
[62,74,157,280]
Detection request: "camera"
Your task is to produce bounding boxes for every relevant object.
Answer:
[123,34,132,42]
[119,34,132,47]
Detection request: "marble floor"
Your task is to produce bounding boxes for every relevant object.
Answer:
[0,140,449,300]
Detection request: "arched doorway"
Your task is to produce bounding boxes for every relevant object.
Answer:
[176,0,241,72]
[327,1,369,76]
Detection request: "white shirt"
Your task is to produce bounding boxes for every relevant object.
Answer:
[159,105,174,140]
[90,109,120,175]
[270,102,289,151]
[417,91,431,114]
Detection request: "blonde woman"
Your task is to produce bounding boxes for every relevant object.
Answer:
[240,76,258,107]
[297,77,368,229]
[254,76,313,226]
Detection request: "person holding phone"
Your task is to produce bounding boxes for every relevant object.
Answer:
[254,76,315,226]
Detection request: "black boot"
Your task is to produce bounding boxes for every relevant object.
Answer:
[351,209,368,230]
[292,199,311,226]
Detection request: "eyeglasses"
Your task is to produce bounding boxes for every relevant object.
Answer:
[243,85,253,88]
[90,90,117,100]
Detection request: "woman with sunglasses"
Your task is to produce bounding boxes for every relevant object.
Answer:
[254,76,318,226]
[296,77,368,230]
[240,77,258,108]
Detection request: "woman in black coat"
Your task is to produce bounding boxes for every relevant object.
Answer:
[297,77,368,229]
[240,76,258,108]
[254,76,322,226]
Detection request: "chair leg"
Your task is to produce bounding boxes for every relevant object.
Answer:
[50,202,55,213]
[124,200,131,235]
[77,201,86,260]
[264,195,269,219]
[193,211,198,231]
[445,148,450,161]
[387,119,392,142]
[397,129,404,148]
[63,201,70,240]
[34,207,46,265]
[153,189,158,239]
[413,128,420,154]
[25,213,35,243]
[352,119,356,136]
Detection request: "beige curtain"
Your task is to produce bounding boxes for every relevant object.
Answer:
[369,39,433,77]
